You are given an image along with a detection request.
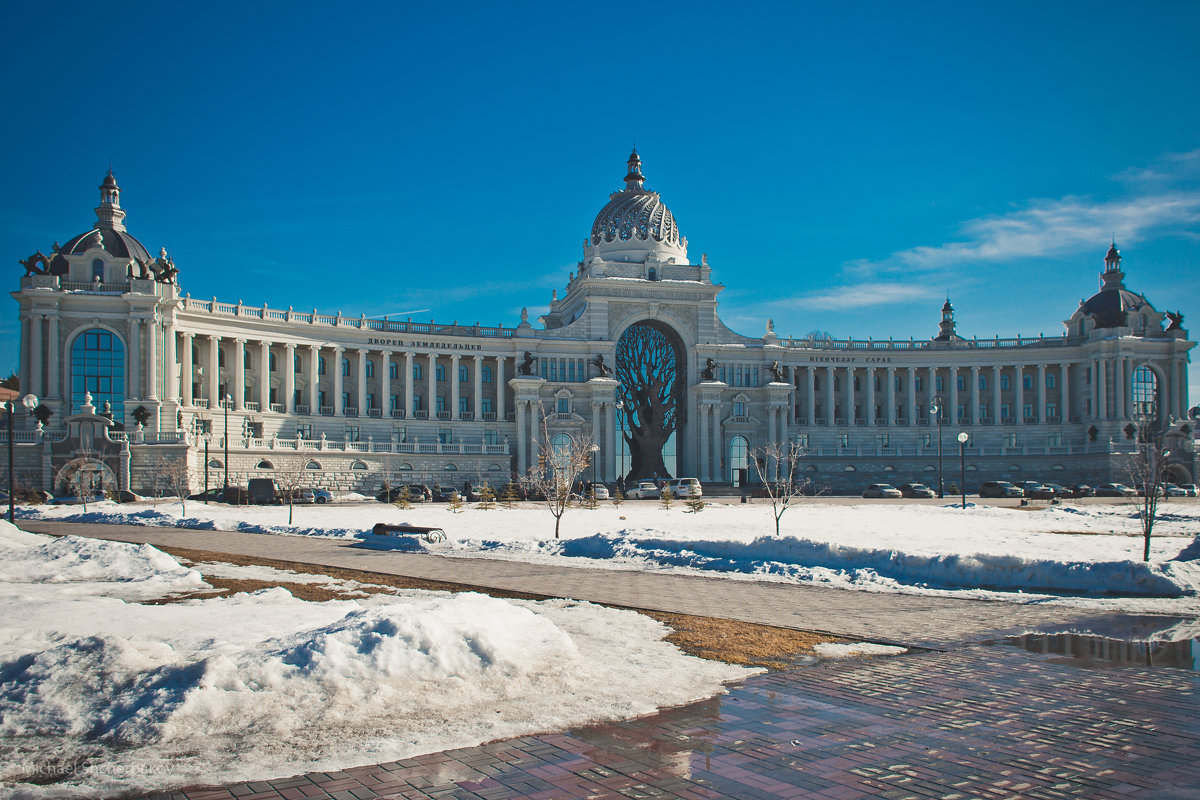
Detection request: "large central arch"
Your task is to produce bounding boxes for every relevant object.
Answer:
[615,319,687,481]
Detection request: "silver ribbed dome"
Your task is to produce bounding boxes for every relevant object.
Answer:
[589,151,682,247]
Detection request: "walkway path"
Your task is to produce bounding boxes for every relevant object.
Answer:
[18,520,1148,647]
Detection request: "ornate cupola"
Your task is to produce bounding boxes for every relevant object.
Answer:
[1101,240,1125,290]
[623,149,646,191]
[584,150,689,265]
[933,297,958,341]
[94,169,127,232]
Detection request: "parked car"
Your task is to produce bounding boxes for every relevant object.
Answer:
[1063,484,1095,498]
[434,486,461,502]
[294,488,333,504]
[1018,481,1055,500]
[862,483,902,499]
[665,477,702,498]
[188,487,226,502]
[1179,484,1199,497]
[377,484,433,503]
[626,480,661,500]
[579,482,610,500]
[980,481,1024,498]
[247,477,281,505]
[1162,483,1187,498]
[222,486,251,504]
[898,482,935,498]
[1095,483,1137,497]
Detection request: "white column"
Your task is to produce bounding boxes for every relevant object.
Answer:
[147,317,159,401]
[1036,364,1046,423]
[308,346,320,412]
[231,338,244,410]
[182,333,194,406]
[1115,358,1126,420]
[165,317,178,402]
[259,340,270,410]
[844,367,855,424]
[606,400,617,480]
[805,366,815,424]
[284,344,296,413]
[404,352,415,416]
[46,314,60,400]
[1060,363,1069,422]
[28,315,43,399]
[18,317,31,403]
[591,402,601,453]
[207,335,219,406]
[906,367,916,423]
[496,356,506,420]
[865,367,876,426]
[992,366,1002,423]
[927,366,936,419]
[1097,359,1107,420]
[948,366,958,425]
[699,405,710,482]
[127,319,142,400]
[885,367,896,425]
[1178,359,1189,419]
[380,351,390,416]
[824,367,835,425]
[357,349,367,413]
[332,346,344,415]
[1090,359,1099,420]
[473,355,483,419]
[427,353,437,418]
[1014,365,1024,424]
[516,399,527,475]
[711,399,723,481]
[969,366,979,423]
[451,354,461,420]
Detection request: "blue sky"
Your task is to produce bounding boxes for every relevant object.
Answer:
[3,2,1198,404]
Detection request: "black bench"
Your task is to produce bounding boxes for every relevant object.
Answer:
[371,522,447,543]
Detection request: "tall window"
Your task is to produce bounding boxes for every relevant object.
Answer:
[389,361,398,379]
[436,364,446,382]
[482,366,493,383]
[1131,366,1158,419]
[269,352,277,372]
[342,358,350,377]
[91,259,104,282]
[458,365,468,382]
[366,360,375,378]
[318,356,326,376]
[413,363,422,381]
[729,435,749,485]
[71,329,126,424]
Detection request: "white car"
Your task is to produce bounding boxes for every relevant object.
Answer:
[584,482,610,500]
[626,480,661,500]
[665,478,703,498]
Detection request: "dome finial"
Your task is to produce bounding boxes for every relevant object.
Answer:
[624,149,645,191]
[95,168,126,232]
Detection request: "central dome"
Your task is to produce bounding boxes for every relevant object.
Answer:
[586,151,688,264]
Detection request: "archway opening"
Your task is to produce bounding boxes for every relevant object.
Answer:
[729,435,749,487]
[71,329,126,425]
[615,320,686,481]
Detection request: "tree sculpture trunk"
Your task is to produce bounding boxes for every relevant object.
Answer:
[616,323,679,482]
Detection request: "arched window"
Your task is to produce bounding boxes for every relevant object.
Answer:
[1131,366,1158,420]
[389,361,398,379]
[351,460,368,471]
[305,460,322,470]
[552,433,573,473]
[436,364,446,382]
[71,329,126,424]
[444,463,458,471]
[729,435,748,485]
[342,358,351,377]
[398,462,413,471]
[413,363,423,381]
[208,458,223,469]
[256,459,274,469]
[648,267,658,281]
[91,259,104,282]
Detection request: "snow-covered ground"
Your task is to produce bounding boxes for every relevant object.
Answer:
[17,498,1200,615]
[0,520,757,798]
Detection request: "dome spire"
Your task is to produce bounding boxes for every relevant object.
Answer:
[623,149,646,192]
[95,169,127,232]
[1101,240,1125,290]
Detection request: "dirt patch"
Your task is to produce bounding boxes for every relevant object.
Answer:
[147,545,847,670]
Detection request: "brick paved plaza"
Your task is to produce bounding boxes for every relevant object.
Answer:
[22,522,1200,800]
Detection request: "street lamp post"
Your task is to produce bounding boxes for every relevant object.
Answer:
[3,393,40,523]
[957,431,969,509]
[930,397,944,498]
[589,443,600,498]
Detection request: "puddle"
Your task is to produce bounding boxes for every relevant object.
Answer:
[996,631,1200,670]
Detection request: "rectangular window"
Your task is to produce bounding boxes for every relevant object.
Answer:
[915,376,923,391]
[957,404,965,420]
[1003,432,1017,448]
[557,397,570,413]
[567,361,575,382]
[1000,375,1010,390]
[733,401,746,416]
[412,363,422,381]
[1022,375,1033,390]
[389,362,398,379]
[459,397,469,413]
[482,366,493,383]
[795,434,809,448]
[366,393,375,410]
[956,375,965,391]
[484,429,499,445]
[342,359,350,377]
[436,364,446,381]
[549,360,558,382]
[390,394,399,411]
[876,434,889,448]
[1046,402,1058,418]
[438,428,452,444]
[413,394,422,410]
[342,392,351,409]
[814,375,821,391]
[978,375,988,391]
[1047,432,1062,447]
[394,426,407,443]
[435,396,446,412]
[365,361,374,378]
[459,365,468,382]
[1000,403,1010,420]
[296,423,312,438]
[837,434,849,448]
[1023,403,1034,420]
[1046,374,1056,389]
[935,376,944,392]
[980,403,989,419]
[853,376,860,391]
[345,425,360,442]
[482,397,494,413]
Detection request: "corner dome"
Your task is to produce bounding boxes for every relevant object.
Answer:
[58,171,152,264]
[1077,243,1156,330]
[585,151,688,264]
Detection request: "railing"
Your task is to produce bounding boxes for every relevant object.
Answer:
[482,412,497,421]
[436,411,451,420]
[185,434,512,455]
[295,404,311,415]
[367,408,382,417]
[391,409,406,419]
[413,410,429,419]
[269,403,285,413]
[245,402,261,412]
[319,406,334,416]
[180,295,516,339]
[459,412,474,421]
[61,280,132,293]
[780,332,1074,350]
[344,407,358,417]
[193,398,210,409]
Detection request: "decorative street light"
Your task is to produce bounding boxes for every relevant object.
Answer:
[192,415,211,503]
[957,431,969,509]
[930,397,944,498]
[3,393,39,523]
[589,443,600,497]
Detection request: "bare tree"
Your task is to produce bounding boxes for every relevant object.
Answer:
[751,441,821,537]
[273,455,307,525]
[156,454,193,517]
[1126,421,1172,562]
[527,414,595,539]
[615,323,680,480]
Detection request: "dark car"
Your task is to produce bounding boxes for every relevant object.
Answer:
[377,484,432,503]
[1095,483,1137,497]
[980,481,1023,498]
[898,482,935,498]
[434,486,462,502]
[1018,481,1055,500]
[222,486,252,504]
[862,483,902,499]
[188,487,226,502]
[1063,484,1095,498]
[247,478,281,505]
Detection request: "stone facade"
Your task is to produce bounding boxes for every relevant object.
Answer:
[7,155,1197,497]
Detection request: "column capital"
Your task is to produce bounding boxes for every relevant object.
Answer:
[284,342,296,351]
[233,337,246,345]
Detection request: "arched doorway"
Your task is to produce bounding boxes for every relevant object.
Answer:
[729,435,749,487]
[615,320,686,481]
[1131,365,1159,422]
[56,457,118,497]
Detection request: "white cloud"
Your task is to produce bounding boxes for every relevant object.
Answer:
[793,282,941,311]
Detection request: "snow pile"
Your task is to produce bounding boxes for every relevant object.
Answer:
[0,524,754,798]
[814,642,908,659]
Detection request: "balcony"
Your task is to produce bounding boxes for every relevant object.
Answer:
[413,410,429,419]
[367,408,382,417]
[269,403,285,413]
[295,404,311,415]
[245,402,261,412]
[482,412,497,421]
[815,417,827,425]
[436,411,451,420]
[193,398,210,409]
[344,407,358,417]
[391,409,406,419]
[1002,417,1015,425]
[459,411,474,421]
[319,406,334,416]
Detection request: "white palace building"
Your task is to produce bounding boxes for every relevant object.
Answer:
[8,153,1198,496]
